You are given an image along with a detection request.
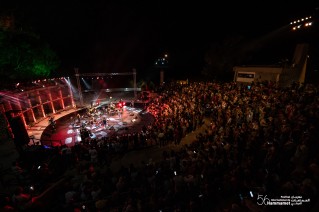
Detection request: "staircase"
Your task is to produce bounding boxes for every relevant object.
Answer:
[279,43,309,88]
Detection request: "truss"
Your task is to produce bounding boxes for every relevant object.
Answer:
[75,72,134,77]
[74,69,137,106]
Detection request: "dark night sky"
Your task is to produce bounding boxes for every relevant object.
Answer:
[2,0,318,79]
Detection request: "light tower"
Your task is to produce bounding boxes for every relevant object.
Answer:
[290,15,313,31]
[288,8,318,84]
[155,53,168,86]
[74,68,84,107]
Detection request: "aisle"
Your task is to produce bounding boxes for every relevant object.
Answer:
[109,118,211,173]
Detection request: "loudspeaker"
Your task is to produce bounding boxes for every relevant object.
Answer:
[9,115,29,146]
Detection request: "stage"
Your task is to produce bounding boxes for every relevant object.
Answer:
[28,104,154,147]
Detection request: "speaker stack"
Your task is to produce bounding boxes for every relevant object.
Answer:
[5,111,29,146]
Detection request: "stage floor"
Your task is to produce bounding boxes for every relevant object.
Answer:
[38,106,154,147]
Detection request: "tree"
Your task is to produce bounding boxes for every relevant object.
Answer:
[0,29,60,85]
[202,35,246,81]
[201,34,267,81]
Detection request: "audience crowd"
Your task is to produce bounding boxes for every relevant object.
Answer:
[1,80,319,211]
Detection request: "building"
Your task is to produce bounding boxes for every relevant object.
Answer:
[233,43,309,87]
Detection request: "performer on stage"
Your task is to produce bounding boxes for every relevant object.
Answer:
[102,117,107,128]
[118,109,122,120]
[77,113,81,123]
[49,116,56,131]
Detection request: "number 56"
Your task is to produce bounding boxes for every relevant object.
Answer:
[257,195,270,205]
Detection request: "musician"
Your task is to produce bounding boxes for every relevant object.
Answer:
[102,117,107,128]
[49,116,56,130]
[90,118,94,126]
[110,102,115,110]
[118,109,122,120]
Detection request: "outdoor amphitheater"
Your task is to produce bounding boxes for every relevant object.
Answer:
[1,79,319,212]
